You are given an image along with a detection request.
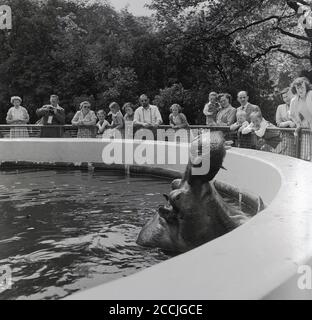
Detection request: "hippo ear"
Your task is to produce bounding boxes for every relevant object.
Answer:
[186,132,226,185]
[171,179,182,190]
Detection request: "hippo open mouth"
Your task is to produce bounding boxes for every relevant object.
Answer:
[137,193,187,252]
[137,131,252,253]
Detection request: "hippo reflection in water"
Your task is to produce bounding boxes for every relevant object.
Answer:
[137,131,255,253]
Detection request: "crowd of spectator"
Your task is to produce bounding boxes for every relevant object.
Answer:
[3,77,312,154]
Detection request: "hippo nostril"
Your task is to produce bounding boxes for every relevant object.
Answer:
[159,205,170,216]
[159,205,177,220]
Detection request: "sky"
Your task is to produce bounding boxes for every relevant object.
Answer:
[109,0,152,16]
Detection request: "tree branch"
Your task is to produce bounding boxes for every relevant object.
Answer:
[250,44,282,61]
[277,48,310,59]
[247,44,310,61]
[225,16,281,37]
[207,14,296,41]
[276,26,312,42]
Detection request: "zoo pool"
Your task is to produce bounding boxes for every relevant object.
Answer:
[0,168,254,300]
[1,139,312,299]
[0,169,173,300]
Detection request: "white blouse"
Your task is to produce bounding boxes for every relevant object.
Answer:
[6,106,29,123]
[290,91,312,128]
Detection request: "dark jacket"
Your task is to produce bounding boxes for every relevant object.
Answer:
[36,105,66,138]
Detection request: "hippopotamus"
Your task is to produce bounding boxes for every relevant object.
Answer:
[136,131,251,253]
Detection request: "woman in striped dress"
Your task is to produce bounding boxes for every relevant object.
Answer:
[6,96,30,138]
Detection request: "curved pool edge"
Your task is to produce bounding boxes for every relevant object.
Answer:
[0,139,311,299]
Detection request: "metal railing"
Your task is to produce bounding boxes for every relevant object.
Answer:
[0,124,310,162]
[0,124,78,138]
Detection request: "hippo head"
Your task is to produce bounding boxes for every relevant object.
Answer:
[137,131,246,253]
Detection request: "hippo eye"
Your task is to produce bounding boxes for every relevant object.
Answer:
[175,194,181,201]
[163,194,169,202]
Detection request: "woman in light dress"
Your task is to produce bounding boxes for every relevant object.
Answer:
[6,96,30,138]
[71,101,97,138]
[290,77,312,161]
[215,93,236,126]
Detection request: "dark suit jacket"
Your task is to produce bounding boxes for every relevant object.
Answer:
[36,105,66,138]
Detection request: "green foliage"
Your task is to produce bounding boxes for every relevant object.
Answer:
[0,0,311,125]
[102,67,138,106]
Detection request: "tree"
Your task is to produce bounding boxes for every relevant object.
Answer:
[1,0,311,125]
[147,0,312,121]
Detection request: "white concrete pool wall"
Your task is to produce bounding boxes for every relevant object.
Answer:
[0,138,312,299]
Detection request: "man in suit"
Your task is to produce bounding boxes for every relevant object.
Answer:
[36,95,66,138]
[237,91,261,122]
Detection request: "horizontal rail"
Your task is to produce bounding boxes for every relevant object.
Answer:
[0,124,310,162]
[0,124,299,132]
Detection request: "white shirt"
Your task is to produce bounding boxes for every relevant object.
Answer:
[6,106,29,123]
[242,119,271,138]
[134,105,163,125]
[290,91,312,128]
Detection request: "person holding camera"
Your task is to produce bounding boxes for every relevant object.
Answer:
[36,94,65,137]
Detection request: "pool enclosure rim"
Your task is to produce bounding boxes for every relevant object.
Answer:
[0,138,311,300]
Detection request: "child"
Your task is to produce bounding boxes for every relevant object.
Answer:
[123,102,134,122]
[242,112,281,150]
[96,109,109,136]
[203,92,220,126]
[123,102,135,139]
[242,112,269,137]
[169,104,189,129]
[108,102,124,130]
[230,110,249,133]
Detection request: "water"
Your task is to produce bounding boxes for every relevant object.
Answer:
[0,169,254,300]
[0,169,172,300]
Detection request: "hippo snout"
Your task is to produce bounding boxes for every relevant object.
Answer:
[159,205,177,224]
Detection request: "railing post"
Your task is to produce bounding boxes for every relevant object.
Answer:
[237,131,241,148]
[295,128,302,159]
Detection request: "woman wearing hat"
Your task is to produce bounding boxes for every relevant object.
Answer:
[6,96,30,138]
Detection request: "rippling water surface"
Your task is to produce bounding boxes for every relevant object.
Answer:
[0,169,172,300]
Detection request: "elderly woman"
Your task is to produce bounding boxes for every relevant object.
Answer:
[71,101,97,138]
[289,77,312,160]
[216,93,237,126]
[6,96,30,138]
